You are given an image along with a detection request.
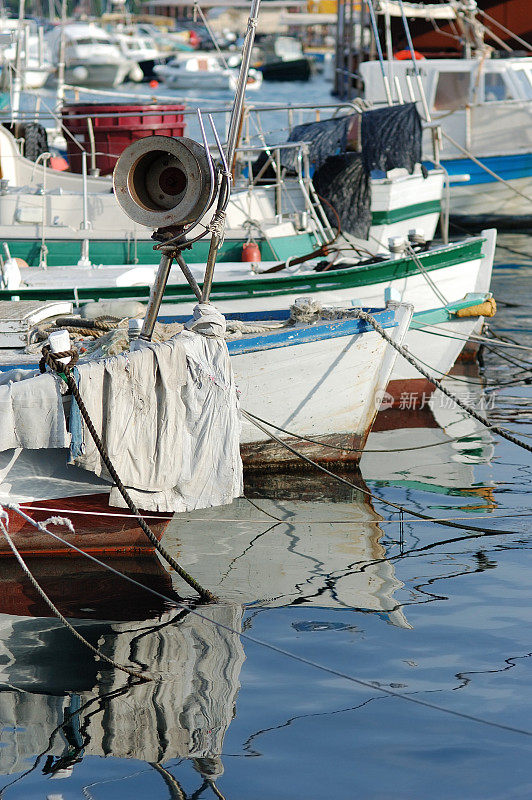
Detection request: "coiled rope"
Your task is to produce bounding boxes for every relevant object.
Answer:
[39,346,216,603]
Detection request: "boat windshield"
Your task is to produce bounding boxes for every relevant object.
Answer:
[512,68,532,100]
[433,71,470,110]
[484,71,514,102]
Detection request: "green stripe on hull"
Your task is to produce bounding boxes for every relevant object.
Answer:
[6,232,318,268]
[0,239,483,304]
[371,199,441,226]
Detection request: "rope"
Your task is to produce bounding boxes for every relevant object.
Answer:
[0,509,151,682]
[8,503,532,739]
[39,347,216,602]
[440,130,532,205]
[243,409,472,454]
[354,310,532,454]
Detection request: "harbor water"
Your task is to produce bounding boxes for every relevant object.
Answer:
[1,76,531,798]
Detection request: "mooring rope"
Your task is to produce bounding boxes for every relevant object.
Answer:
[39,346,216,603]
[0,509,151,682]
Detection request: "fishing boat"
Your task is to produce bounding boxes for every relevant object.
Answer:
[356,1,532,225]
[0,299,412,552]
[0,101,443,267]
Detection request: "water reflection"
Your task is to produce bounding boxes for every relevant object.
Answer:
[362,366,495,500]
[167,473,410,627]
[0,558,244,789]
[0,471,413,792]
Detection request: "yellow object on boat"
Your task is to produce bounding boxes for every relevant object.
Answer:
[455,297,497,318]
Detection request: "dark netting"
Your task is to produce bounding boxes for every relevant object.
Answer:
[312,153,371,239]
[280,115,355,172]
[361,103,421,174]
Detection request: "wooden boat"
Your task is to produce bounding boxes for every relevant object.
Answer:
[0,302,411,556]
[0,236,491,318]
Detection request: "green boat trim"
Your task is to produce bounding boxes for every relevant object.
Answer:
[5,231,319,268]
[0,238,484,304]
[371,199,441,226]
[411,293,489,328]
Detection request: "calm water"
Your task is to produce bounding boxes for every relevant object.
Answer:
[1,77,532,799]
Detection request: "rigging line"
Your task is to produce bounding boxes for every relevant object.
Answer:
[242,409,480,454]
[439,130,532,204]
[476,8,532,52]
[9,506,532,740]
[240,410,521,537]
[414,324,532,354]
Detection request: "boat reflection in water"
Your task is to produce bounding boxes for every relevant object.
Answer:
[362,367,495,502]
[166,472,410,628]
[0,472,409,789]
[0,559,244,784]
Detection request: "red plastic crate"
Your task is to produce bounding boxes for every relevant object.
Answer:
[61,102,186,176]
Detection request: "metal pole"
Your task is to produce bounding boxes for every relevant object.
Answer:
[56,0,66,121]
[396,0,431,121]
[12,0,25,123]
[225,0,260,170]
[365,0,392,105]
[175,252,202,301]
[140,249,175,341]
[201,0,261,304]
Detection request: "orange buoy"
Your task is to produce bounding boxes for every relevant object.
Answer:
[149,79,159,89]
[49,155,69,171]
[394,49,425,60]
[242,242,261,262]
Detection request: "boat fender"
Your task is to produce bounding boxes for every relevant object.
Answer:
[50,155,69,171]
[242,242,261,263]
[81,299,146,320]
[48,329,72,367]
[1,257,21,290]
[454,297,497,318]
[129,64,144,83]
[394,50,424,60]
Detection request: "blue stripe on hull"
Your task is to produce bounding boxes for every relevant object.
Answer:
[424,153,532,186]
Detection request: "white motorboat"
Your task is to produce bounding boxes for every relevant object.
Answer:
[154,54,262,92]
[45,22,135,88]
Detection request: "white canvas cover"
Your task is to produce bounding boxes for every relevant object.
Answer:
[0,369,69,451]
[70,307,243,512]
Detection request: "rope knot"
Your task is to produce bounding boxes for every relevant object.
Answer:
[39,343,79,375]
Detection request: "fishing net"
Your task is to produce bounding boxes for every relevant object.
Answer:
[361,103,422,174]
[281,115,355,172]
[312,153,371,239]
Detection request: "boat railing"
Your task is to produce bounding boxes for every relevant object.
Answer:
[233,140,335,246]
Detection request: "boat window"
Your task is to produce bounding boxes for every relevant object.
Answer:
[513,69,532,99]
[484,71,513,101]
[433,71,470,110]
